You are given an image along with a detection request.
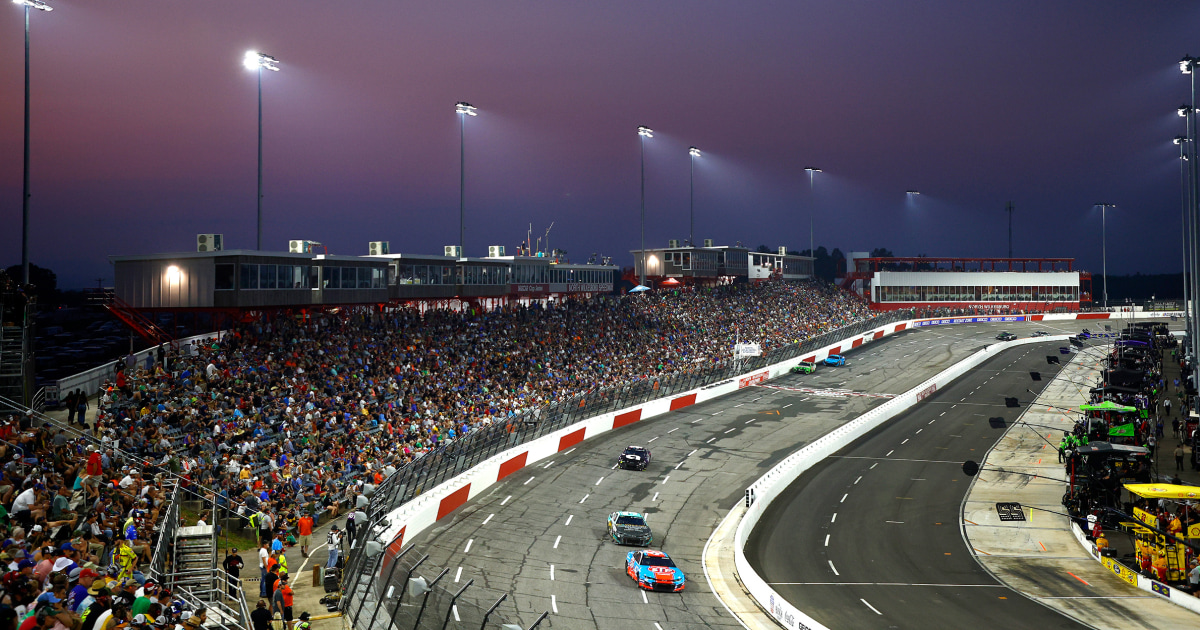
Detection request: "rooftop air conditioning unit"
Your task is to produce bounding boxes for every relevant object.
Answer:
[197,234,223,252]
[488,245,505,258]
[703,239,714,248]
[444,245,462,258]
[778,246,788,256]
[668,239,680,248]
[368,241,390,256]
[289,240,307,254]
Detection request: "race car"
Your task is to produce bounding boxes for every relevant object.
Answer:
[1031,330,1049,337]
[1078,330,1092,339]
[823,354,846,367]
[608,511,653,546]
[790,361,816,374]
[617,446,651,470]
[626,549,685,592]
[995,332,1017,341]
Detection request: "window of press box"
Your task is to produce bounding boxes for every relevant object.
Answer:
[215,264,235,291]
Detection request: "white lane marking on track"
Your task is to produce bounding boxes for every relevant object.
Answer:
[724,428,736,434]
[916,429,922,434]
[860,599,883,615]
[641,590,648,604]
[951,404,957,409]
[960,398,966,402]
[734,404,744,407]
[596,477,604,485]
[886,450,894,457]
[464,539,473,553]
[885,520,904,524]
[901,439,909,444]
[454,567,462,583]
[662,476,670,484]
[675,461,685,470]
[688,449,698,456]
[840,493,848,503]
[525,477,534,485]
[939,412,946,416]
[831,513,837,523]
[653,492,659,501]
[551,595,557,614]
[692,418,704,423]
[829,561,840,576]
[452,606,460,622]
[825,534,830,547]
[565,515,573,526]
[854,476,862,484]
[707,437,716,443]
[870,463,878,469]
[544,461,555,468]
[612,464,618,469]
[783,403,793,408]
[564,448,575,455]
[668,427,679,433]
[550,565,555,581]
[745,419,755,424]
[580,494,589,504]
[501,495,511,505]
[482,514,494,525]
[928,419,935,425]
[712,411,723,415]
[554,535,561,549]
[648,436,658,443]
[655,624,664,630]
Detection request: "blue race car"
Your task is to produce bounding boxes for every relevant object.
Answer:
[626,550,685,592]
[823,354,846,367]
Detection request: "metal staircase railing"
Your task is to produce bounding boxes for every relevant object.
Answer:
[86,288,174,347]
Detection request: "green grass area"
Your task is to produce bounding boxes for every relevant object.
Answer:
[178,503,259,555]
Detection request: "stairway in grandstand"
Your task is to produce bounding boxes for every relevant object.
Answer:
[87,288,175,347]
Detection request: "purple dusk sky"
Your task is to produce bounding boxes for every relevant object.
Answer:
[0,1,1196,288]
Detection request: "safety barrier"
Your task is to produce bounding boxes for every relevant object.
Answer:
[51,331,223,404]
[1070,512,1200,613]
[731,334,1071,630]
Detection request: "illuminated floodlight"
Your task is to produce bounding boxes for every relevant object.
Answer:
[906,190,920,195]
[243,51,279,72]
[1180,105,1193,118]
[455,102,477,116]
[1176,135,1189,145]
[13,0,52,11]
[1182,56,1195,75]
[637,126,653,138]
[689,146,701,158]
[804,167,822,173]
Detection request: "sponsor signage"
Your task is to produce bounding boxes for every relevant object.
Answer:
[738,371,769,389]
[1151,581,1171,597]
[914,316,1026,327]
[735,342,763,358]
[916,383,937,402]
[767,594,811,630]
[512,283,550,295]
[1101,556,1139,587]
[562,282,613,293]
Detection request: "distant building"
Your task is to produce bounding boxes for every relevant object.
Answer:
[842,257,1089,312]
[630,243,813,287]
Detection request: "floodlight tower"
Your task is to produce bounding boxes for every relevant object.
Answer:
[455,102,477,257]
[805,167,821,257]
[16,0,53,285]
[689,147,701,247]
[243,51,280,250]
[637,126,653,287]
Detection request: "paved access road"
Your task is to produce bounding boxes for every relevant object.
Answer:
[402,321,1100,629]
[744,342,1089,629]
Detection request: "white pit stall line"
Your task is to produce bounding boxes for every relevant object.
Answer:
[553,535,561,549]
[653,492,659,501]
[454,567,462,583]
[463,539,473,554]
[551,595,557,614]
[550,565,555,581]
[564,515,573,526]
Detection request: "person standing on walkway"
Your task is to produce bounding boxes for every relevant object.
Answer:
[257,542,270,598]
[1177,444,1187,471]
[296,514,313,559]
[222,548,244,599]
[65,390,78,425]
[326,526,342,569]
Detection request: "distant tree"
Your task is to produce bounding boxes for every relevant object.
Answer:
[870,247,894,258]
[755,245,771,254]
[4,263,57,303]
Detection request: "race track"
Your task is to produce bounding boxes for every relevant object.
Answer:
[401,319,1116,629]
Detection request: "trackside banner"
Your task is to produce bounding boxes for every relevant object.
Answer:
[914,316,1026,327]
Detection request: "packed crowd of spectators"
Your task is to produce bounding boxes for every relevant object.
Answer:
[0,280,873,630]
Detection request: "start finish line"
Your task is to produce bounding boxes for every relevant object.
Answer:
[756,384,896,399]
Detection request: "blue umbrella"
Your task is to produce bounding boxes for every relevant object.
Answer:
[629,285,651,293]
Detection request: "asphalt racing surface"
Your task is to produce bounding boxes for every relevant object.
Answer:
[403,320,1096,629]
[744,342,1087,629]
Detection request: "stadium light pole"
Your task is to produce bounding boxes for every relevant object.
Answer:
[689,146,701,247]
[638,126,653,287]
[1181,56,1200,405]
[243,51,279,251]
[1177,134,1192,335]
[805,168,821,257]
[1094,203,1116,309]
[16,0,52,286]
[455,102,477,257]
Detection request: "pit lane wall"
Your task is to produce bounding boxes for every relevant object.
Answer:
[730,333,1075,630]
[1070,520,1200,615]
[365,311,1179,590]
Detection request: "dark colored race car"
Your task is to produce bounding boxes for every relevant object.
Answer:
[1031,330,1049,337]
[995,332,1017,341]
[618,446,651,470]
[608,511,653,546]
[626,550,685,592]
